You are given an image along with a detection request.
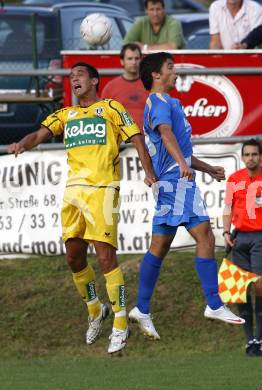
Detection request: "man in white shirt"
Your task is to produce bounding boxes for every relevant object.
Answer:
[209,0,262,49]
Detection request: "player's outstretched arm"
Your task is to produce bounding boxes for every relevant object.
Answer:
[130,134,158,187]
[7,126,52,157]
[191,156,225,182]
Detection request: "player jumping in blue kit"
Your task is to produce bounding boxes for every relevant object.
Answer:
[128,52,245,339]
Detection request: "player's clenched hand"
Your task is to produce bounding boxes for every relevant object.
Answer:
[209,166,225,182]
[179,163,194,180]
[144,175,158,187]
[7,143,25,157]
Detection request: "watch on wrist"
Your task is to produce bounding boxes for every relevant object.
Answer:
[222,231,230,237]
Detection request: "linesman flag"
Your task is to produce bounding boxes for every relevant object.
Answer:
[218,258,261,303]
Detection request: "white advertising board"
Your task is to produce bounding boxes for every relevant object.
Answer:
[0,144,243,255]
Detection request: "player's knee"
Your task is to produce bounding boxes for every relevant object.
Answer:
[195,227,215,256]
[202,232,215,255]
[66,252,86,272]
[97,253,118,274]
[206,229,215,248]
[150,240,170,259]
[197,226,214,245]
[66,253,76,267]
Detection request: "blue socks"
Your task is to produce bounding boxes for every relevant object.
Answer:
[195,257,222,310]
[136,255,222,313]
[137,251,162,314]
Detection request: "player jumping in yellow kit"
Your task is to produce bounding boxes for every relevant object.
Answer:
[8,62,157,354]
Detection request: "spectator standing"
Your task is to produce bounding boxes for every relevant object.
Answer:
[101,43,148,132]
[123,0,185,50]
[223,139,262,357]
[209,0,262,49]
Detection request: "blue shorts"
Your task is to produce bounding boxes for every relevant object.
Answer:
[152,170,209,235]
[152,217,209,235]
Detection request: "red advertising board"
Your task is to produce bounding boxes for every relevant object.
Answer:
[62,50,262,137]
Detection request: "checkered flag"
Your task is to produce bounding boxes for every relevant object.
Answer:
[218,258,261,303]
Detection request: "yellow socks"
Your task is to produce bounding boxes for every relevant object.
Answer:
[104,267,127,330]
[73,264,127,330]
[72,264,101,320]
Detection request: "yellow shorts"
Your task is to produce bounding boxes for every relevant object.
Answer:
[61,185,120,248]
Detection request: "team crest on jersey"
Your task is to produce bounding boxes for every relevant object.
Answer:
[67,110,78,119]
[95,107,104,117]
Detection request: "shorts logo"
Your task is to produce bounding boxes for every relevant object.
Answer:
[119,285,126,307]
[121,111,134,126]
[86,281,96,301]
[64,117,107,149]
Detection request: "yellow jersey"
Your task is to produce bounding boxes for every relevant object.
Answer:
[42,99,141,188]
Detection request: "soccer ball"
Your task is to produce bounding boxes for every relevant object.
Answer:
[80,13,113,46]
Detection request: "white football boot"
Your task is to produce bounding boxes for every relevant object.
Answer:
[86,303,110,345]
[204,305,245,324]
[129,306,160,340]
[108,327,130,354]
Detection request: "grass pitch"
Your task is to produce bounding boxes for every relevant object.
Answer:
[1,251,261,389]
[1,353,262,390]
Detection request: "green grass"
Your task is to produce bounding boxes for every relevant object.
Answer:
[1,252,261,389]
[1,353,262,390]
[0,252,243,357]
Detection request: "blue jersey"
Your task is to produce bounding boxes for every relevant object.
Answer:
[144,93,192,178]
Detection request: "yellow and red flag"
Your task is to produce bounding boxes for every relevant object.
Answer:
[218,258,261,303]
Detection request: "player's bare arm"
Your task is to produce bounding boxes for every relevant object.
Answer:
[191,156,225,181]
[7,126,52,157]
[131,134,158,186]
[158,124,193,180]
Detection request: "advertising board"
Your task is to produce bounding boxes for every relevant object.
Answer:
[62,50,262,137]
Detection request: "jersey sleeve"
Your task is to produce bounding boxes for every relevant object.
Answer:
[41,108,65,136]
[209,2,219,35]
[108,99,141,142]
[251,3,262,27]
[148,93,172,130]
[123,19,143,44]
[167,19,185,49]
[224,176,236,207]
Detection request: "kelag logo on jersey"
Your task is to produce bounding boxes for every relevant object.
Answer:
[64,118,106,149]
